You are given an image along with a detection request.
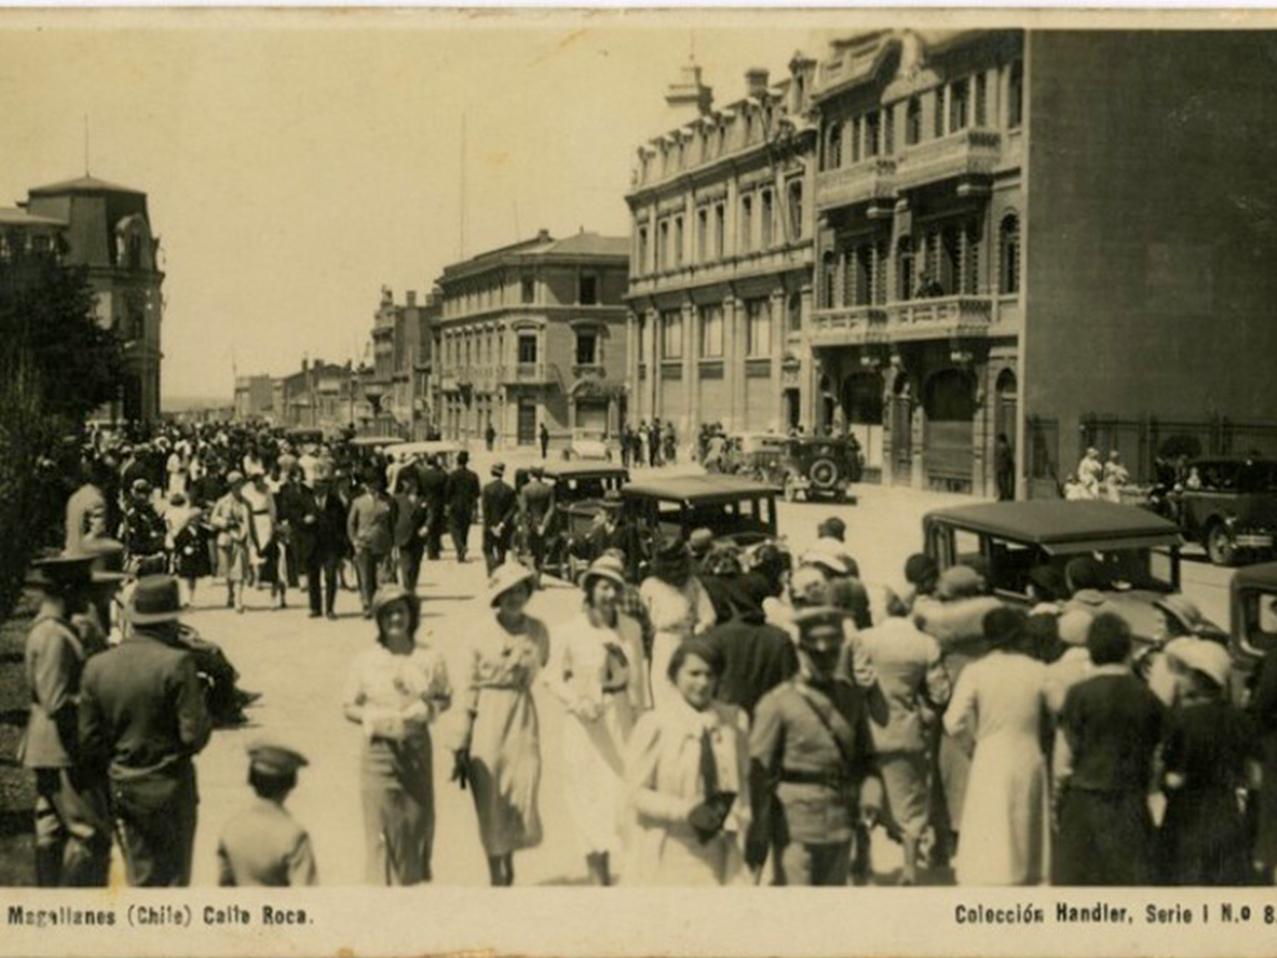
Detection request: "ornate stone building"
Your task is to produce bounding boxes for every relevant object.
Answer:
[624,56,820,443]
[434,230,629,449]
[22,175,166,425]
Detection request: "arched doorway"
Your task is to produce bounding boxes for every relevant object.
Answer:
[923,368,976,492]
[842,370,884,481]
[890,370,913,486]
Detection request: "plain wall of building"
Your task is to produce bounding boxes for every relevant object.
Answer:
[1025,30,1277,476]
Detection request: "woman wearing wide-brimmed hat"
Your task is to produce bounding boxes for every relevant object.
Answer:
[341,584,451,885]
[452,561,549,886]
[639,535,715,711]
[544,555,651,885]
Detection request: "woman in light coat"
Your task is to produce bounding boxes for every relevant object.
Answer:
[639,537,715,710]
[544,555,651,885]
[622,637,750,886]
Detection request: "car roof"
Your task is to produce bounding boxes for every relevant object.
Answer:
[349,436,404,447]
[542,462,628,479]
[396,441,462,457]
[1233,562,1277,593]
[924,500,1180,549]
[621,475,781,503]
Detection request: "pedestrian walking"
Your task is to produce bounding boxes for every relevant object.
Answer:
[120,479,167,574]
[391,469,427,591]
[539,422,550,460]
[943,607,1048,886]
[544,555,651,885]
[64,459,110,554]
[703,574,797,721]
[995,433,1015,501]
[1157,639,1259,885]
[243,472,285,608]
[347,468,397,618]
[1054,613,1166,885]
[210,471,253,613]
[648,418,661,468]
[485,421,496,452]
[856,598,951,884]
[341,585,452,885]
[217,739,318,887]
[418,455,449,561]
[639,536,716,710]
[79,575,212,887]
[517,466,555,587]
[746,607,882,886]
[622,637,750,886]
[452,562,549,886]
[18,555,112,887]
[445,450,481,563]
[480,462,517,575]
[165,492,206,607]
[293,463,346,620]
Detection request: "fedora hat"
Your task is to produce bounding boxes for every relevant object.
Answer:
[25,554,94,591]
[488,561,536,607]
[127,574,183,625]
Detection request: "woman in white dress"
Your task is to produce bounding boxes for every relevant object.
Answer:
[639,536,715,710]
[943,606,1049,886]
[544,555,651,885]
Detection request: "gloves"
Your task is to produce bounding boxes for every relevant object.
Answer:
[687,791,736,844]
[451,748,471,791]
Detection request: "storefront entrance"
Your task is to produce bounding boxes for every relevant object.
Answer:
[890,372,913,487]
[842,371,884,482]
[517,398,537,445]
[923,368,976,493]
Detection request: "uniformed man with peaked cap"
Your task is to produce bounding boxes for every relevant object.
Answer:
[217,738,318,886]
[746,605,882,886]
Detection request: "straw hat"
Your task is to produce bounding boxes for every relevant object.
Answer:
[581,555,627,592]
[488,562,536,607]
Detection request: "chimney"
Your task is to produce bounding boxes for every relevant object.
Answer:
[664,59,713,124]
[745,67,769,98]
[536,228,551,242]
[406,290,417,307]
[302,358,309,373]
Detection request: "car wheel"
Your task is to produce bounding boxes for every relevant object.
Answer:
[809,457,838,490]
[1206,522,1237,566]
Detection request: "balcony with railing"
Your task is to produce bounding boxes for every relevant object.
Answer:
[894,128,1002,192]
[810,305,890,346]
[815,157,897,212]
[500,362,558,385]
[810,296,994,345]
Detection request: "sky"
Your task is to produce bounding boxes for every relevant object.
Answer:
[0,9,856,404]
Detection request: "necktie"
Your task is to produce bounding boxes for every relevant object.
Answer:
[699,727,719,798]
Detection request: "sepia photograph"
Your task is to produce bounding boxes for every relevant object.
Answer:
[2,7,1277,956]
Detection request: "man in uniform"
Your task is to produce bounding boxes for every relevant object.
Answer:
[79,575,212,886]
[445,449,481,563]
[120,478,167,574]
[18,555,112,886]
[480,462,517,574]
[517,465,555,587]
[417,455,449,561]
[746,606,882,886]
[217,739,318,886]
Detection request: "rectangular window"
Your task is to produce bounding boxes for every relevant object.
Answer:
[637,227,648,274]
[578,274,597,305]
[745,298,771,358]
[521,276,535,304]
[576,332,597,366]
[883,105,895,156]
[760,190,773,248]
[787,292,802,332]
[906,97,922,146]
[657,220,669,271]
[740,195,752,253]
[850,116,861,164]
[714,204,725,259]
[974,73,987,126]
[950,79,969,131]
[697,208,708,262]
[660,310,683,359]
[933,87,946,137]
[518,334,537,364]
[674,216,684,266]
[1008,59,1024,129]
[698,304,723,358]
[787,182,803,240]
[865,110,880,158]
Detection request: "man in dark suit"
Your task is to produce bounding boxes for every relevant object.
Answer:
[518,465,555,586]
[705,576,798,720]
[292,465,347,620]
[480,462,517,574]
[445,450,481,563]
[417,455,449,561]
[79,575,212,887]
[1054,612,1166,885]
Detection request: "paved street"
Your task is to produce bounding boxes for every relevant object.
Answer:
[178,470,1238,887]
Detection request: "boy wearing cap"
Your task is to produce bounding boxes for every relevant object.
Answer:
[746,606,881,886]
[217,740,318,886]
[18,555,112,886]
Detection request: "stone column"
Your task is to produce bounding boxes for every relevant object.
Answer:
[770,288,785,432]
[647,306,662,424]
[726,296,745,432]
[800,284,816,428]
[683,298,698,441]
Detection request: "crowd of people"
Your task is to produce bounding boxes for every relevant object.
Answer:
[17,417,1277,889]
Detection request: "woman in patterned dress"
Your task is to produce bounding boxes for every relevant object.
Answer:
[544,555,651,885]
[453,561,550,886]
[341,585,451,885]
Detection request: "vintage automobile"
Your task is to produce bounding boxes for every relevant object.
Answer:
[922,499,1214,646]
[619,475,782,580]
[722,433,789,481]
[779,435,863,503]
[567,427,614,462]
[1228,562,1277,697]
[511,462,630,580]
[1156,456,1277,566]
[284,427,325,447]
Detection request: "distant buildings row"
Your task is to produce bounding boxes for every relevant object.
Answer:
[248,28,1277,494]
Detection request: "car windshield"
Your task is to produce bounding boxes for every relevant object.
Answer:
[983,536,1175,596]
[556,476,619,502]
[656,496,773,537]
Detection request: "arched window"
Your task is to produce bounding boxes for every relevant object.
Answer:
[906,96,922,145]
[825,122,843,170]
[897,237,915,302]
[999,215,1020,294]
